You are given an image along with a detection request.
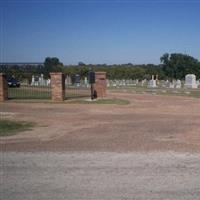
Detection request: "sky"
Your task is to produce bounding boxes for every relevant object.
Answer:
[0,0,200,65]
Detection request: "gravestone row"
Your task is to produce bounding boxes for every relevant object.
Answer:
[106,74,200,89]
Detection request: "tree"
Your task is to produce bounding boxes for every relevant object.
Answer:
[160,53,200,79]
[78,62,86,66]
[43,57,63,77]
[160,53,169,65]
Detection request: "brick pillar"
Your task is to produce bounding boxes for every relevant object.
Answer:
[0,73,8,102]
[50,72,65,102]
[94,72,107,98]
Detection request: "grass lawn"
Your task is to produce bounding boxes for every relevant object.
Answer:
[0,119,34,136]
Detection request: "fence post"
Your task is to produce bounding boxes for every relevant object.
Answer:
[0,73,8,102]
[50,72,65,102]
[94,72,107,98]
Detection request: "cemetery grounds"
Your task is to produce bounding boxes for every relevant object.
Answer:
[1,89,200,199]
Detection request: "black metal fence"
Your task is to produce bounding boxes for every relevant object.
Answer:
[65,75,90,99]
[7,74,90,100]
[6,74,91,100]
[8,85,51,100]
[65,86,90,99]
[7,73,51,100]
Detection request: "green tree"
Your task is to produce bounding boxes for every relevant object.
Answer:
[43,57,63,77]
[160,53,200,79]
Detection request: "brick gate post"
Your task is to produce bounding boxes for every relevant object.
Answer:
[0,73,8,102]
[50,72,65,102]
[94,72,107,98]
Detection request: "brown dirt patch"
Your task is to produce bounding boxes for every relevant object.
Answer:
[1,92,200,153]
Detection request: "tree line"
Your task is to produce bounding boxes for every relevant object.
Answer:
[0,53,200,81]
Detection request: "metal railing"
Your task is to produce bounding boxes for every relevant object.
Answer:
[8,85,51,100]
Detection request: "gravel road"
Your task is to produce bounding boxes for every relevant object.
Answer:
[1,151,200,200]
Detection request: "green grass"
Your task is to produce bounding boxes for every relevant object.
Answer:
[0,119,34,136]
[66,98,130,105]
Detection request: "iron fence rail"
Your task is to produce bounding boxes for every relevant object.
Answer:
[65,85,90,99]
[8,85,51,100]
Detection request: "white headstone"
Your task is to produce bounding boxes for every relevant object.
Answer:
[169,82,175,88]
[106,80,110,87]
[31,75,35,86]
[47,80,50,86]
[66,75,72,85]
[84,77,88,85]
[113,81,117,87]
[185,74,197,89]
[148,79,157,88]
[38,74,44,86]
[175,80,182,89]
[141,80,144,86]
[116,80,120,86]
[196,80,200,88]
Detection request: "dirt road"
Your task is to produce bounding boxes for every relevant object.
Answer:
[1,92,200,199]
[1,151,200,200]
[1,92,200,152]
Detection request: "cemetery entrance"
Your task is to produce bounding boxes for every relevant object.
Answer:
[65,74,91,99]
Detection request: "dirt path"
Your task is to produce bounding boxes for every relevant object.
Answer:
[1,92,200,200]
[1,151,200,200]
[1,92,200,152]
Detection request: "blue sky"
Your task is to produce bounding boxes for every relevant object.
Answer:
[0,0,200,64]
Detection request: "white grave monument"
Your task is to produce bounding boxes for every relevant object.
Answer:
[175,80,182,89]
[31,75,35,86]
[196,80,200,88]
[38,74,45,86]
[184,74,197,89]
[84,77,88,85]
[148,75,157,88]
[31,74,50,86]
[169,82,175,88]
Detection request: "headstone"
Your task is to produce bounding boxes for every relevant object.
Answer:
[196,80,200,88]
[129,79,133,85]
[31,75,35,86]
[34,76,39,86]
[67,76,72,85]
[116,80,120,86]
[175,80,182,89]
[47,79,51,86]
[156,74,158,81]
[148,79,157,88]
[38,74,45,86]
[184,74,197,89]
[169,82,175,88]
[84,77,88,85]
[141,80,144,86]
[141,79,147,87]
[106,80,110,87]
[148,75,157,88]
[164,80,169,88]
[41,74,44,85]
